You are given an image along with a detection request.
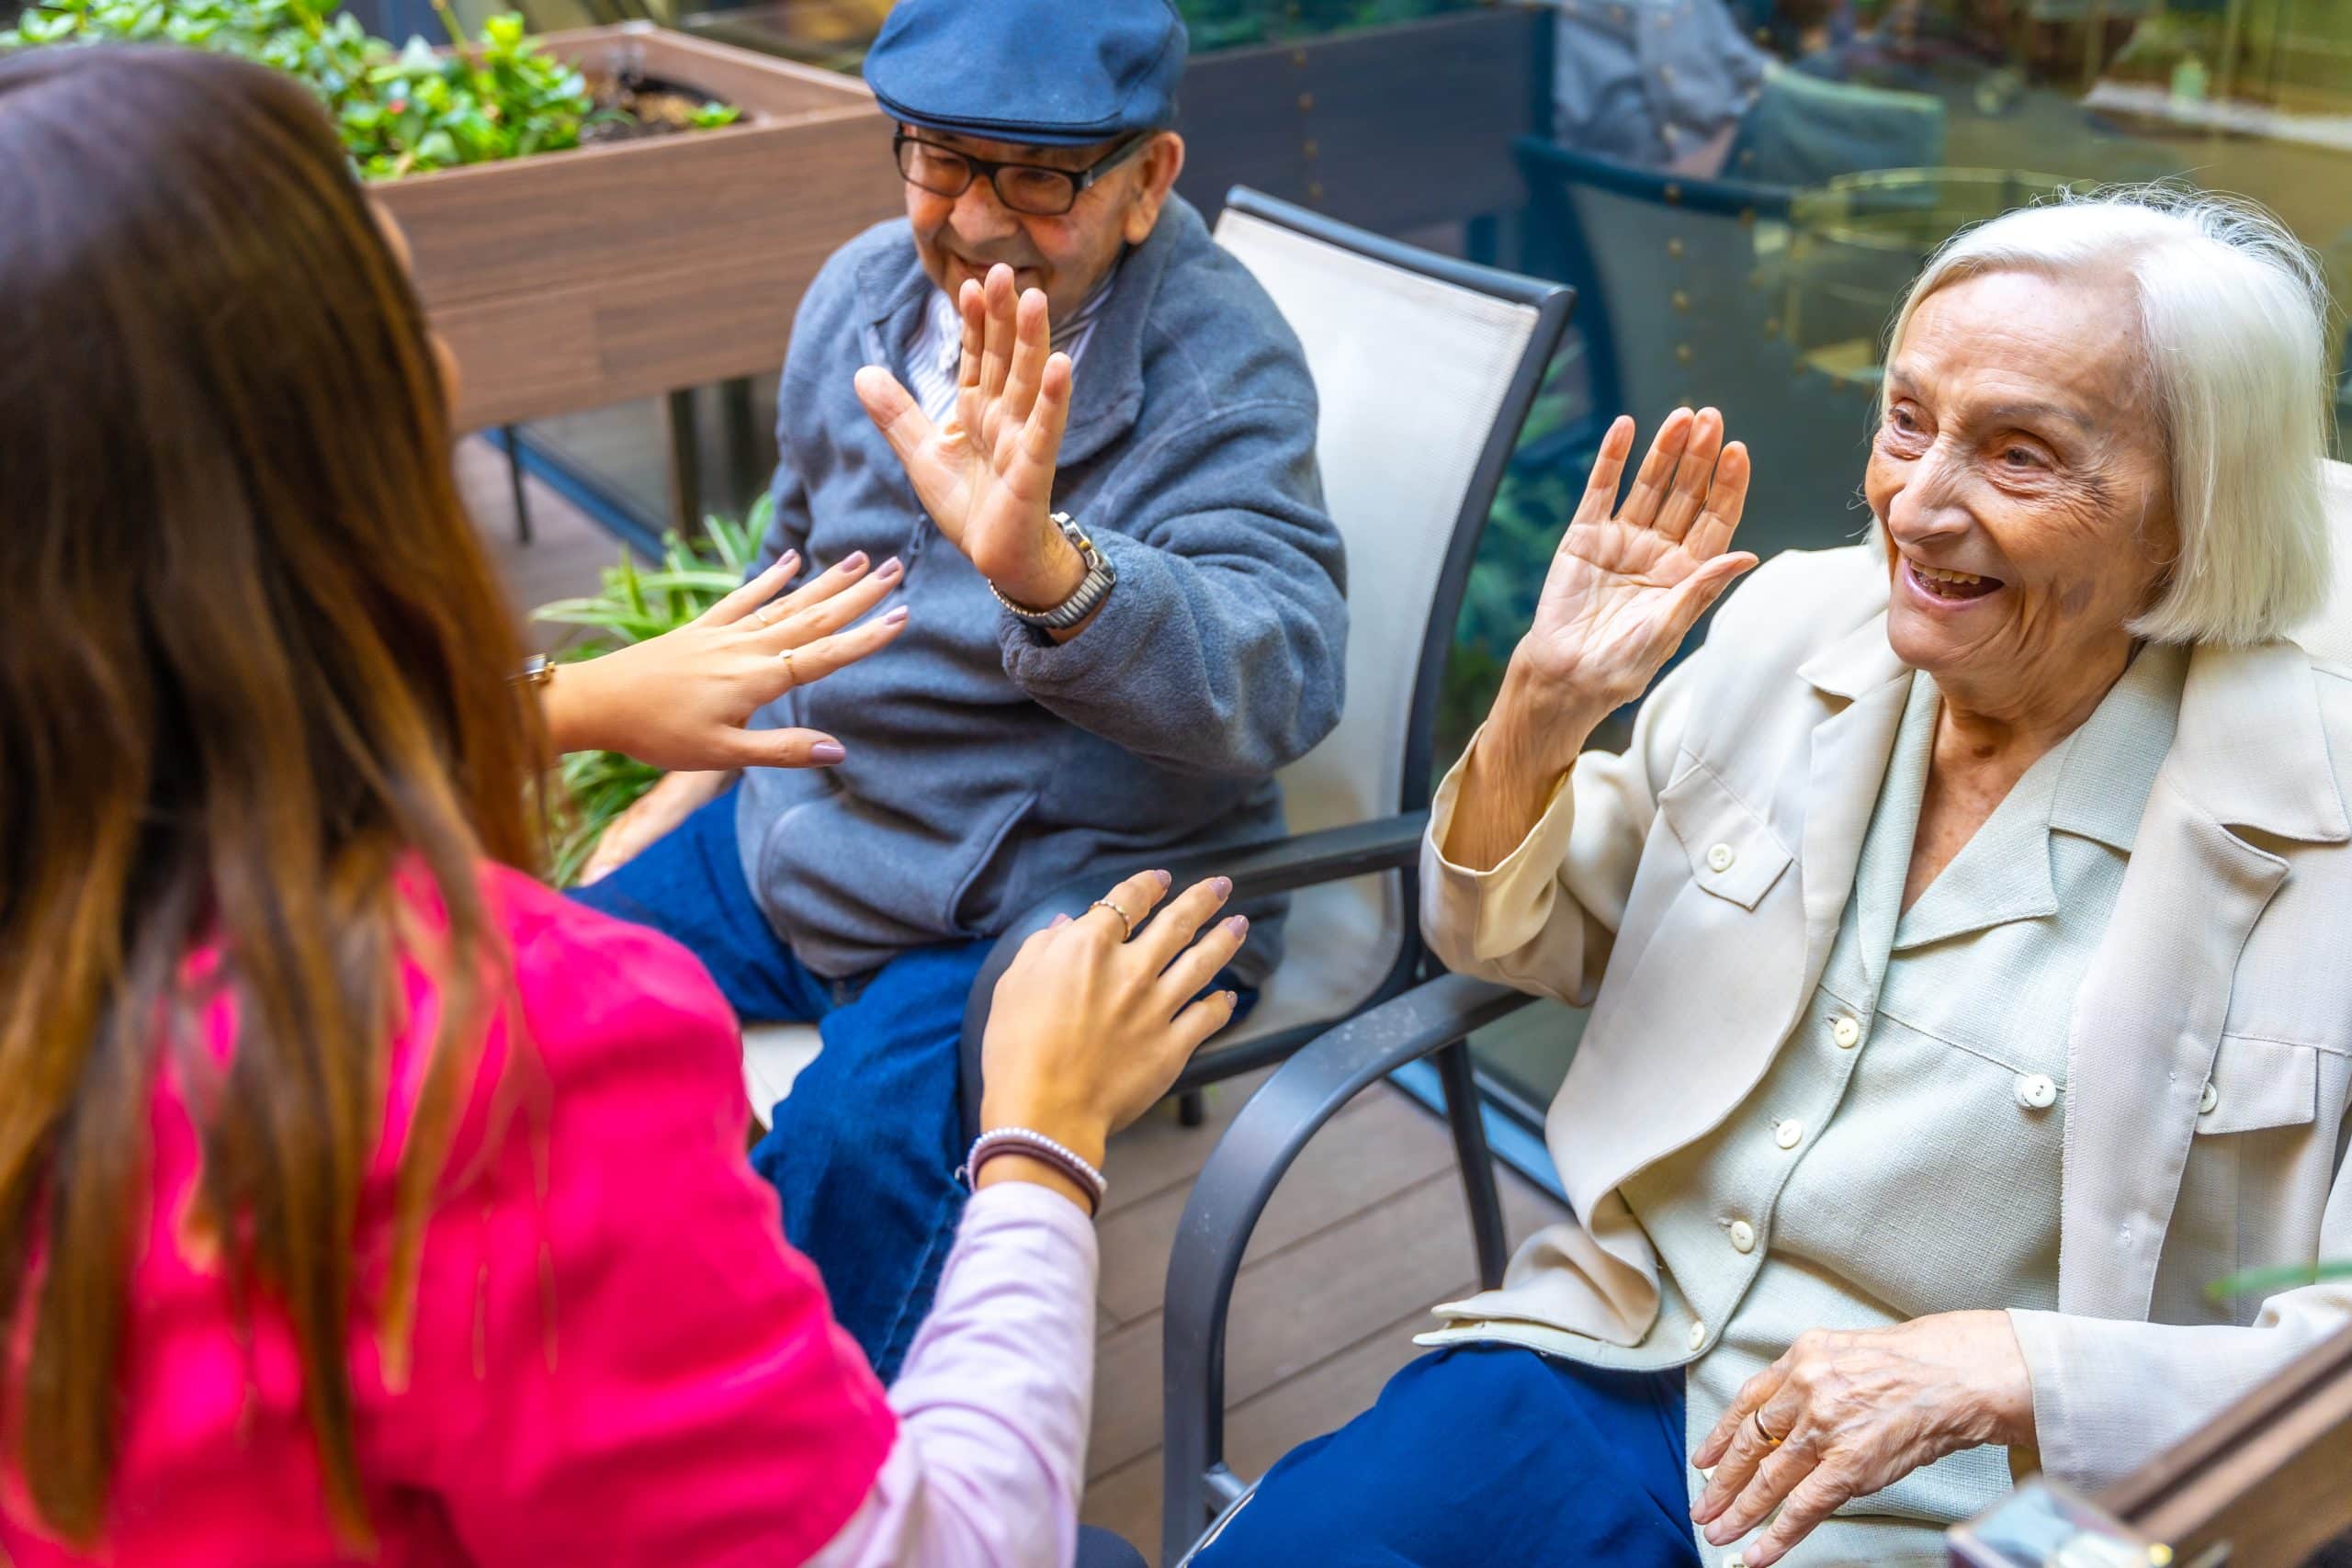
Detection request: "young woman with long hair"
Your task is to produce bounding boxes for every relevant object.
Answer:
[0,43,1240,1564]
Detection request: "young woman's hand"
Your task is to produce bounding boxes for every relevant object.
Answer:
[544,548,908,773]
[978,871,1250,1182]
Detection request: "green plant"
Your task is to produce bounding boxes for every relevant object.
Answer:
[2209,1258,2352,1303]
[533,502,768,886]
[346,8,598,177]
[2,0,733,179]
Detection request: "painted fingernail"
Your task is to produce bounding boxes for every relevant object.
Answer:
[883,605,911,626]
[777,549,801,573]
[811,741,846,763]
[840,550,870,573]
[1224,915,1250,937]
[1222,990,1240,1009]
[1149,868,1171,888]
[1049,912,1073,929]
[1212,876,1233,897]
[876,556,904,581]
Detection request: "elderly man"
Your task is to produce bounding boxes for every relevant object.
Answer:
[574,0,1347,1382]
[1192,189,2349,1566]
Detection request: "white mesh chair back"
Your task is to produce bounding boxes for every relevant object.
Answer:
[1209,200,1548,1041]
[2293,457,2352,667]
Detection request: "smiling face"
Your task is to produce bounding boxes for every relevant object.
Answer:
[900,128,1182,321]
[1868,267,2178,716]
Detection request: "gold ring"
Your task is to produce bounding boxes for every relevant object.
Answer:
[754,603,778,626]
[1750,1411,1785,1450]
[1088,897,1136,940]
[777,647,797,684]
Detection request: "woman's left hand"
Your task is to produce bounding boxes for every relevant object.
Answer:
[1690,1311,2035,1566]
[544,548,908,771]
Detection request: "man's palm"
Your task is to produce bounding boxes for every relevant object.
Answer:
[855,266,1073,604]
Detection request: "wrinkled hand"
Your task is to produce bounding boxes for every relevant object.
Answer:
[979,871,1249,1172]
[852,264,1081,610]
[1690,1312,2036,1567]
[548,548,908,773]
[1517,407,1758,719]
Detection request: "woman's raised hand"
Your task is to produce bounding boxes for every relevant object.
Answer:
[1518,407,1758,719]
[977,872,1249,1183]
[546,547,909,774]
[1442,409,1757,874]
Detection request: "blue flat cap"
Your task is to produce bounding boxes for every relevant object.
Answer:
[865,0,1187,148]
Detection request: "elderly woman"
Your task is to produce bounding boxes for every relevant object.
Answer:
[1191,188,2349,1567]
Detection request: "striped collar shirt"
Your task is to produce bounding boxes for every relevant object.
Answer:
[904,264,1120,425]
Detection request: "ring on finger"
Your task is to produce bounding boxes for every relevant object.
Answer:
[754,603,779,626]
[777,647,798,685]
[1750,1411,1786,1450]
[1088,897,1136,941]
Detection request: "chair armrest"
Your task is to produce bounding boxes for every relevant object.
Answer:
[954,811,1432,1136]
[1157,973,1537,1564]
[1158,808,1431,902]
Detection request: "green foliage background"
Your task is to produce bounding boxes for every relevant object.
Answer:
[1,0,734,179]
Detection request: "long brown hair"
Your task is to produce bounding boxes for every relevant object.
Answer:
[0,44,543,1545]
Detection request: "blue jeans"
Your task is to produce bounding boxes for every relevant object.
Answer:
[1189,1346,1701,1566]
[573,786,1255,1383]
[572,789,983,1382]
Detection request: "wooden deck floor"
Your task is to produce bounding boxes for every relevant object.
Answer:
[463,438,1570,1564]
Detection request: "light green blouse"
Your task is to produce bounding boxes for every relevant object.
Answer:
[1575,642,2187,1567]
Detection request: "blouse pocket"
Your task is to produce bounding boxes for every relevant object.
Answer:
[1658,760,1794,911]
[2165,1033,2331,1324]
[2197,1034,2319,1136]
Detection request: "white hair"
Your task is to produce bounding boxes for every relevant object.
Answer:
[1883,185,2336,646]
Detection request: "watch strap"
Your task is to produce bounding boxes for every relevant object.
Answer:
[993,513,1116,630]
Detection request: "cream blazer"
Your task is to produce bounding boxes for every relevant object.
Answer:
[1422,542,2352,1491]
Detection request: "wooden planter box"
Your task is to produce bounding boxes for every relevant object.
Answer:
[372,23,902,432]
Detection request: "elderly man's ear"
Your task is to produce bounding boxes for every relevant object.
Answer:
[1124,132,1186,246]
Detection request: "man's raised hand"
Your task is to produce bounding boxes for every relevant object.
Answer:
[854,262,1082,611]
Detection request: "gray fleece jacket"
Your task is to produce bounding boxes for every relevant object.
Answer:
[737,194,1348,984]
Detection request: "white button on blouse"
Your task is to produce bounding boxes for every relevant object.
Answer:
[1728,1219,1757,1254]
[1706,842,1736,873]
[1773,1118,1804,1150]
[2015,1073,2058,1111]
[1829,1014,1861,1049]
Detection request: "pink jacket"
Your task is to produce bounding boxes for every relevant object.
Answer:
[2,866,903,1564]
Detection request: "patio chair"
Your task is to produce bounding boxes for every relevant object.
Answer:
[1512,136,1883,570]
[1159,454,2352,1565]
[745,189,1572,1261]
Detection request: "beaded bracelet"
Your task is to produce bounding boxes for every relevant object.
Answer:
[959,1127,1108,1217]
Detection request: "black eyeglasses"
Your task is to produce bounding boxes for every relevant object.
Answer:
[892,131,1150,218]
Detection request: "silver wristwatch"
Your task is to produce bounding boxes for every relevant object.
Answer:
[991,512,1116,630]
